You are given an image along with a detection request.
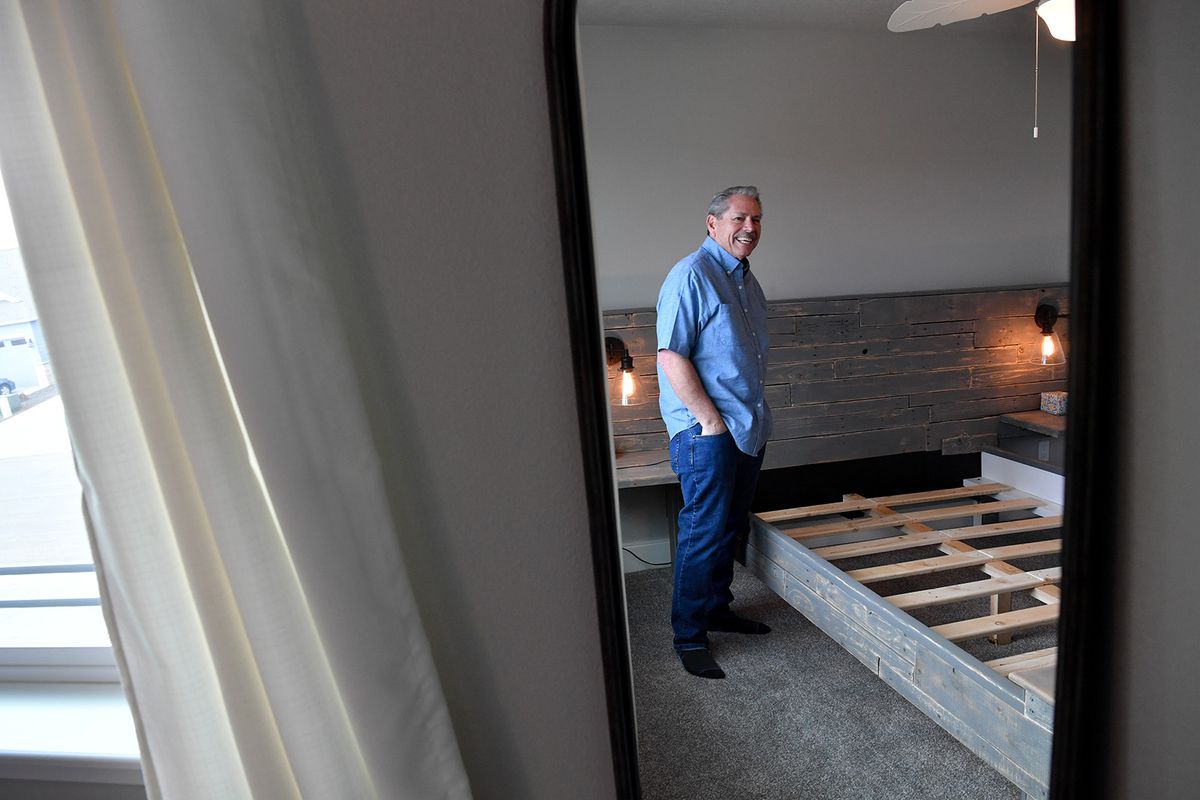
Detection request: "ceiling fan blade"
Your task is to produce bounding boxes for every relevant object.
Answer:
[888,0,1036,32]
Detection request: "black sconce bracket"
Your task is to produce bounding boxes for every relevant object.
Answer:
[1035,302,1059,334]
[605,336,634,371]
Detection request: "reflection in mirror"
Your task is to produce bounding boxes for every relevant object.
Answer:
[575,1,1073,796]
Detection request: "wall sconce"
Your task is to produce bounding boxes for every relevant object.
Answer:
[1032,303,1066,365]
[605,336,639,406]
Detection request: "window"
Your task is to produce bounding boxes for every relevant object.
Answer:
[0,170,137,787]
[0,244,116,683]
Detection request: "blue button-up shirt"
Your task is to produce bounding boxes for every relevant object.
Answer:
[656,236,772,456]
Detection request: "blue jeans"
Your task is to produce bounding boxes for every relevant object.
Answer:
[669,423,765,652]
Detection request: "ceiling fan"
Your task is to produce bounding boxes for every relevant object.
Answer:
[888,0,1075,41]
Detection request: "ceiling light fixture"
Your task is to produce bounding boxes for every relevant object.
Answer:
[1036,0,1075,42]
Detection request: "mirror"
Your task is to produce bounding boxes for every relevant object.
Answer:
[567,1,1077,797]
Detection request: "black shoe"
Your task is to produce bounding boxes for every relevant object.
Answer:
[678,647,725,679]
[708,615,771,635]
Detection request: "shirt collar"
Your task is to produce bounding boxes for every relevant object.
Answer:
[701,235,747,275]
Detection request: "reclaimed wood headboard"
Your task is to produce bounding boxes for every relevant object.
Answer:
[605,284,1068,485]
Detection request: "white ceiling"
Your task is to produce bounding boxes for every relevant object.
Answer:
[576,0,1029,36]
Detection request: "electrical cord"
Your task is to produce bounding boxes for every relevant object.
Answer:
[621,547,671,567]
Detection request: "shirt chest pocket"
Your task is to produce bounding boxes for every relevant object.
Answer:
[708,304,750,349]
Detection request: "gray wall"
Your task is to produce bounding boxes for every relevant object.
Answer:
[579,24,1073,310]
[1110,2,1200,796]
[292,3,615,799]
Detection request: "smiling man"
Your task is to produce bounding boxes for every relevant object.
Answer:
[656,186,772,679]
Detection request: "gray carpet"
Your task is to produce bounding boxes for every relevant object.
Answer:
[625,563,1048,800]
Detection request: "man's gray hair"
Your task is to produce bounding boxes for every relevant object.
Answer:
[707,186,761,219]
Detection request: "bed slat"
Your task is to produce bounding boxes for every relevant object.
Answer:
[933,604,1060,643]
[783,497,1045,540]
[848,539,1062,583]
[812,516,1062,560]
[756,482,1012,523]
[885,569,1061,611]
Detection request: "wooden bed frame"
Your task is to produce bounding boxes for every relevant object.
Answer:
[744,452,1061,799]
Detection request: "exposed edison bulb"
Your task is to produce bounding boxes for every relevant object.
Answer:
[620,369,636,406]
[1035,331,1066,366]
[1037,0,1075,42]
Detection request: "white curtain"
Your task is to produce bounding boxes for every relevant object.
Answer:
[0,2,470,798]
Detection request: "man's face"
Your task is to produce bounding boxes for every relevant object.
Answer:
[707,195,762,261]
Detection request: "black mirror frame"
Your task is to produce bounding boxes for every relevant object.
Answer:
[1050,1,1122,798]
[543,1,1120,797]
[544,0,642,796]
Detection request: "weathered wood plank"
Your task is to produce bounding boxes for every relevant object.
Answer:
[929,394,1043,423]
[769,333,976,365]
[1025,688,1055,732]
[910,320,976,336]
[812,516,1061,560]
[885,572,1060,611]
[745,542,914,678]
[771,396,909,421]
[785,497,1043,541]
[747,525,925,664]
[614,449,669,469]
[926,418,1002,454]
[602,311,657,329]
[972,363,1069,388]
[978,539,1064,561]
[880,662,1050,798]
[908,379,1068,407]
[792,314,861,337]
[1011,665,1057,703]
[974,317,1070,351]
[860,288,1065,326]
[794,323,910,346]
[762,426,927,470]
[770,407,929,440]
[758,482,1010,525]
[765,384,791,407]
[933,604,1059,643]
[613,430,669,454]
[765,360,837,385]
[906,650,1054,786]
[1000,411,1067,438]
[940,432,997,455]
[768,330,796,348]
[610,398,662,423]
[767,317,796,335]
[611,416,667,436]
[847,539,1062,583]
[1030,585,1062,605]
[974,317,1047,348]
[986,647,1057,677]
[615,467,676,489]
[794,369,971,404]
[833,346,1023,379]
[869,482,1011,508]
[767,298,860,317]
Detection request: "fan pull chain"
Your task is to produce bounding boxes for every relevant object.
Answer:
[1033,8,1040,139]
